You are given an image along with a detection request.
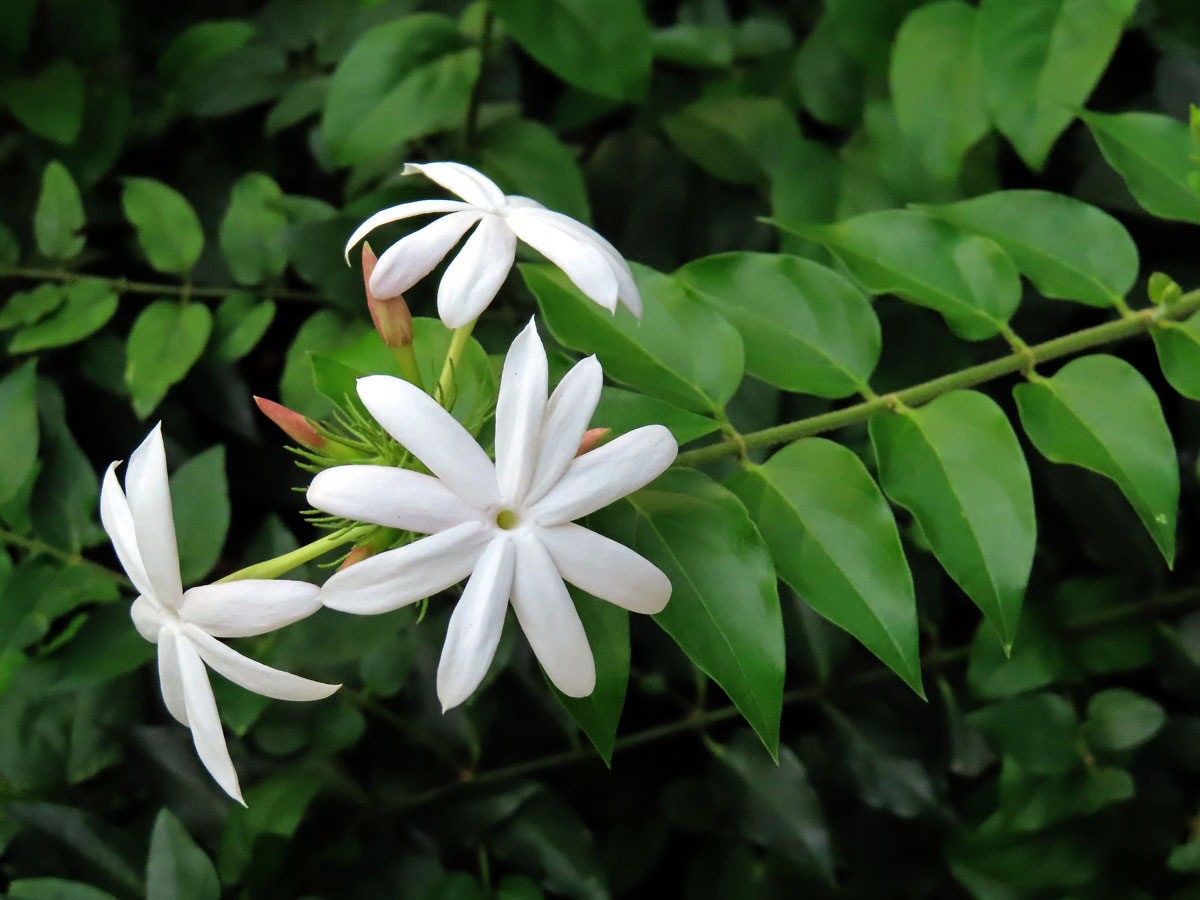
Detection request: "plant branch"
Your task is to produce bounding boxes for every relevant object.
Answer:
[0,266,324,304]
[215,525,373,583]
[0,527,130,587]
[677,294,1200,466]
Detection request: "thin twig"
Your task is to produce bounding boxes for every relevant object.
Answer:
[0,266,325,304]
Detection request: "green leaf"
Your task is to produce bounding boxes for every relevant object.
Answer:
[9,279,119,353]
[591,387,719,446]
[169,446,229,585]
[5,59,85,144]
[889,1,988,180]
[31,379,102,553]
[265,76,327,136]
[728,439,922,695]
[1014,355,1178,565]
[218,173,288,285]
[125,301,213,418]
[159,20,255,84]
[968,692,1081,774]
[551,591,628,766]
[526,263,744,415]
[34,161,85,260]
[425,873,484,900]
[0,219,20,265]
[120,178,204,275]
[1153,311,1200,399]
[491,0,651,101]
[780,210,1021,340]
[496,874,546,900]
[992,757,1134,833]
[1082,110,1200,224]
[652,23,735,70]
[0,283,66,329]
[280,309,361,418]
[159,21,287,118]
[870,391,1035,650]
[676,252,880,397]
[920,190,1138,308]
[145,808,220,900]
[662,96,805,186]
[979,0,1136,170]
[217,772,322,883]
[487,792,608,900]
[1082,688,1166,752]
[8,879,120,900]
[593,469,783,756]
[321,15,479,167]
[474,118,591,223]
[210,292,275,362]
[0,360,39,506]
[8,802,142,896]
[714,730,833,882]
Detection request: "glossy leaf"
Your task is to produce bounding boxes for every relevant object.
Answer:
[34,161,85,260]
[492,0,651,101]
[5,59,84,144]
[218,173,288,285]
[9,280,118,353]
[889,1,988,180]
[870,391,1035,650]
[728,439,922,695]
[169,446,229,585]
[120,178,204,275]
[676,252,880,397]
[526,263,744,415]
[780,210,1021,340]
[0,360,39,506]
[979,0,1136,170]
[125,300,213,418]
[591,387,719,446]
[593,469,784,756]
[1082,110,1200,224]
[920,190,1138,308]
[1153,311,1200,400]
[146,808,220,900]
[210,292,276,362]
[1014,355,1178,565]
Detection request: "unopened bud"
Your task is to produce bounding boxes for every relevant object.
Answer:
[254,396,326,449]
[363,242,413,348]
[1149,272,1182,306]
[339,544,376,570]
[576,427,611,456]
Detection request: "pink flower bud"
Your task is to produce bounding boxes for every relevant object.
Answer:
[253,396,326,449]
[339,544,376,571]
[576,427,611,456]
[363,242,413,348]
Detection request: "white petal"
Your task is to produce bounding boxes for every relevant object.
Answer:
[176,634,244,805]
[525,355,603,506]
[436,536,515,711]
[179,580,322,638]
[100,463,154,599]
[184,625,339,702]
[507,210,619,311]
[343,199,473,263]
[530,425,678,525]
[510,533,594,697]
[436,214,517,328]
[404,161,506,210]
[356,375,500,508]
[125,424,183,607]
[307,466,482,534]
[157,627,189,725]
[504,195,546,209]
[131,595,165,642]
[494,320,548,505]
[370,210,483,299]
[538,523,671,614]
[319,521,492,615]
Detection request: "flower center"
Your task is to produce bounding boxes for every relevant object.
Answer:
[495,509,519,530]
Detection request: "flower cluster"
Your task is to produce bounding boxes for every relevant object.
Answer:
[101,162,676,804]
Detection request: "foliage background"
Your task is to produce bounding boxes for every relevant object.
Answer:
[2,0,1200,897]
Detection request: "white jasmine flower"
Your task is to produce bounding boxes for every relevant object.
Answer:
[343,162,643,328]
[308,320,676,710]
[99,425,339,805]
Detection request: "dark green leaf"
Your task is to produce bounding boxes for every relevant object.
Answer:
[146,808,220,900]
[992,757,1134,833]
[169,446,229,585]
[1014,355,1178,565]
[1082,688,1166,752]
[218,173,288,285]
[125,301,213,418]
[0,360,39,506]
[34,161,85,260]
[211,292,276,362]
[591,387,719,446]
[265,76,327,136]
[279,309,361,417]
[593,469,783,756]
[496,874,546,900]
[969,692,1081,774]
[120,179,204,275]
[870,391,1035,650]
[8,879,120,900]
[5,59,84,144]
[662,96,804,187]
[9,279,118,353]
[0,284,66,329]
[31,379,102,553]
[1153,311,1200,399]
[676,252,880,397]
[488,792,609,900]
[217,772,322,884]
[920,190,1138,308]
[474,118,591,223]
[424,873,484,900]
[8,803,142,896]
[728,438,922,695]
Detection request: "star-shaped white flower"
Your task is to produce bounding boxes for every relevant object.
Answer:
[99,425,339,805]
[343,162,643,328]
[307,320,676,710]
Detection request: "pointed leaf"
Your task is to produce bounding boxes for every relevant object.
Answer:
[34,161,85,260]
[870,391,1035,650]
[1014,354,1178,565]
[728,439,922,695]
[125,300,213,418]
[120,178,204,275]
[210,292,275,362]
[1082,688,1165,752]
[146,808,219,900]
[218,173,288,285]
[9,279,118,353]
[169,446,230,585]
[0,360,39,506]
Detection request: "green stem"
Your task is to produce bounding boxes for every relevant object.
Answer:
[0,266,323,304]
[436,320,476,409]
[0,527,130,587]
[391,343,425,392]
[678,296,1200,467]
[215,525,373,583]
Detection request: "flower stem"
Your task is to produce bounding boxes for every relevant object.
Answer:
[435,320,476,409]
[391,343,425,391]
[215,525,374,583]
[677,294,1200,467]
